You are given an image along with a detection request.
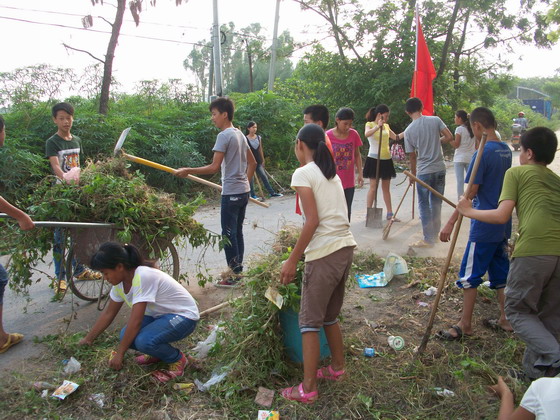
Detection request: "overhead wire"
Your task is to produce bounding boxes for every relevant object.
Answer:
[0,4,272,41]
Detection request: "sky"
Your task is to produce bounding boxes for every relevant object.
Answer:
[0,0,559,94]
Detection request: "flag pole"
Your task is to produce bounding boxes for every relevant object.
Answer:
[413,4,418,97]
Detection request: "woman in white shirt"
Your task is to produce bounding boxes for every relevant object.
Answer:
[79,242,199,383]
[450,110,476,199]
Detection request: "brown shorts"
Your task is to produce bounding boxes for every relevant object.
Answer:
[299,246,354,333]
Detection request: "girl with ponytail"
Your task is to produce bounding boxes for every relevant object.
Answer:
[79,242,199,383]
[449,110,476,199]
[279,124,357,404]
[363,104,400,221]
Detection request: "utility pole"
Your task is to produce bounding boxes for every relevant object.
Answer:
[208,48,214,101]
[267,0,281,91]
[212,0,223,97]
[244,38,254,92]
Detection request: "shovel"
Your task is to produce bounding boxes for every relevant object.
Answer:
[366,125,384,228]
[113,128,269,208]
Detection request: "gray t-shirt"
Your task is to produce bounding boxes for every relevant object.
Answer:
[212,127,250,195]
[404,116,447,175]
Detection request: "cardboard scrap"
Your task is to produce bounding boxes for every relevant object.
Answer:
[255,386,275,407]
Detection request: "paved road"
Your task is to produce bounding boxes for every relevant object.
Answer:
[2,144,558,372]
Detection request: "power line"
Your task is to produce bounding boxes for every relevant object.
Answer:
[0,4,271,41]
[0,15,209,48]
[0,4,204,31]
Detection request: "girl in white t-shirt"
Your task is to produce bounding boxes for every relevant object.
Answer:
[280,124,357,404]
[449,110,476,199]
[79,242,199,383]
[490,375,560,419]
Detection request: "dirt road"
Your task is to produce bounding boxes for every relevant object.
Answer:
[2,144,558,372]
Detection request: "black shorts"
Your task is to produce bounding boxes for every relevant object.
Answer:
[363,157,396,180]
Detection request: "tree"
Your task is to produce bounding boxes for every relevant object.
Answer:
[68,0,188,115]
[183,42,212,101]
[0,65,77,109]
[183,23,295,96]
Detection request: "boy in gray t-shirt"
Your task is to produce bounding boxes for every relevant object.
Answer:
[175,97,256,287]
[404,97,453,247]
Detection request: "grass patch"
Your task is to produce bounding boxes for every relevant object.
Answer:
[0,232,531,419]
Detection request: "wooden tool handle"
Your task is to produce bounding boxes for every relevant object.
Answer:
[403,171,456,208]
[123,153,269,208]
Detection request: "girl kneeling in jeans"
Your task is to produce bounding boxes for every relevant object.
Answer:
[79,242,198,383]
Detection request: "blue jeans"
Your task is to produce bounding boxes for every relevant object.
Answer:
[454,162,470,200]
[0,263,8,305]
[120,314,197,363]
[417,170,445,244]
[53,229,84,279]
[221,193,249,274]
[250,164,276,196]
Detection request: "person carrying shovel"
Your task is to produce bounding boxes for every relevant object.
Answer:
[363,104,400,222]
[174,97,257,287]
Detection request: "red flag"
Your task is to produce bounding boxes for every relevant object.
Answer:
[410,10,436,116]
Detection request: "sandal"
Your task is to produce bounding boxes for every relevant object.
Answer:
[316,365,345,381]
[436,325,467,341]
[386,212,401,222]
[0,333,24,354]
[280,382,318,404]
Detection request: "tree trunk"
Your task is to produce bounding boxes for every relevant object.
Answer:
[326,1,347,63]
[436,0,461,80]
[98,0,125,115]
[245,39,254,92]
[448,8,470,109]
[402,0,416,64]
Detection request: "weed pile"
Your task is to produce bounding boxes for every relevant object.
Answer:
[2,158,219,292]
[206,227,304,396]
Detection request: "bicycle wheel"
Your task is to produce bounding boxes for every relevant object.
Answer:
[150,240,180,280]
[66,247,111,302]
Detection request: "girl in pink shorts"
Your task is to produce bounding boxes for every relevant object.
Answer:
[280,123,357,404]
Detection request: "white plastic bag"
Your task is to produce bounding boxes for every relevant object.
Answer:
[191,325,223,359]
[194,369,228,391]
[63,357,81,374]
[383,253,409,283]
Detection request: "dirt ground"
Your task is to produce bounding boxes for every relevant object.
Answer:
[1,143,559,418]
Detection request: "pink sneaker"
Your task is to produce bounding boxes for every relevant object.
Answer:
[135,354,161,365]
[151,352,187,383]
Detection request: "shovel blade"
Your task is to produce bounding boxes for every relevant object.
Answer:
[366,207,383,228]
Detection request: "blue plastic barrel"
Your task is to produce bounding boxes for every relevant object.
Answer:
[278,308,331,363]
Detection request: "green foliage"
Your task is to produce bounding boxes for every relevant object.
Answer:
[6,159,219,293]
[232,91,303,168]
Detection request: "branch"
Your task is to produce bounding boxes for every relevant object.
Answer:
[460,25,538,55]
[99,16,113,26]
[293,0,365,66]
[63,43,105,63]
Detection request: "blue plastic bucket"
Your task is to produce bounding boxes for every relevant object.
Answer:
[278,308,331,363]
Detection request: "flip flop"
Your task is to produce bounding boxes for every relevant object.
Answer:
[0,333,24,354]
[316,365,345,381]
[280,382,318,404]
[483,319,513,333]
[436,325,465,341]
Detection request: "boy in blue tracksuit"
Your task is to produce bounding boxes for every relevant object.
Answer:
[438,107,512,340]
